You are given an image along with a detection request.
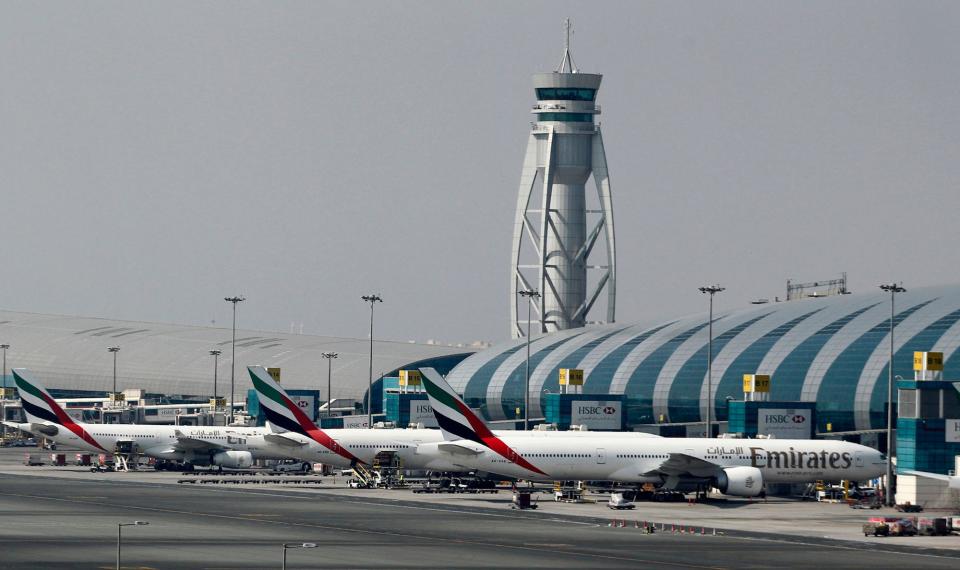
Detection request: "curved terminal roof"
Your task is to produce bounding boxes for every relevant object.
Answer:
[447,284,960,433]
[0,310,471,401]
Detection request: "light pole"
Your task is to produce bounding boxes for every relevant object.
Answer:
[518,289,541,430]
[1,343,8,440]
[117,520,149,570]
[361,294,382,428]
[879,282,906,507]
[699,285,725,438]
[322,352,338,419]
[209,349,221,413]
[281,542,317,570]
[224,296,245,424]
[106,346,120,424]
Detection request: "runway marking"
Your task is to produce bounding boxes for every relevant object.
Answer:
[0,489,723,570]
[5,475,959,563]
[16,477,602,527]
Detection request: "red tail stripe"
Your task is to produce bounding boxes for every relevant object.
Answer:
[276,389,360,463]
[39,392,106,452]
[452,396,546,476]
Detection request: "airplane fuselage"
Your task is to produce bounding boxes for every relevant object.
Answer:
[35,423,287,463]
[427,436,886,484]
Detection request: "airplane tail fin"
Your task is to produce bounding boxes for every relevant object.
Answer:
[419,367,495,444]
[247,365,361,464]
[12,368,69,426]
[247,366,313,436]
[12,368,106,452]
[420,367,547,476]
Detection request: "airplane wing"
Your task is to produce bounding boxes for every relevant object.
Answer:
[263,432,308,447]
[900,469,960,490]
[437,441,486,456]
[173,430,226,451]
[642,453,723,479]
[27,422,59,437]
[3,421,44,435]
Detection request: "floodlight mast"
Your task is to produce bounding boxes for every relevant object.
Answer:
[361,295,383,428]
[879,282,906,506]
[224,296,245,424]
[322,352,338,418]
[518,289,541,430]
[209,349,221,412]
[699,285,725,438]
[106,346,120,423]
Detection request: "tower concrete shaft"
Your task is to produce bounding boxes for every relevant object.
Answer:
[510,36,616,338]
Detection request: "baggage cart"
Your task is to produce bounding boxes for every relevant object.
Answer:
[863,522,889,537]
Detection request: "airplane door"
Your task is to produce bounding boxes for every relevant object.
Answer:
[597,448,606,464]
[855,452,864,468]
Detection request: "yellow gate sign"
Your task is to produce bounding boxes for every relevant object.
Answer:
[267,367,281,382]
[743,374,770,393]
[559,368,584,386]
[913,352,943,372]
[398,370,422,386]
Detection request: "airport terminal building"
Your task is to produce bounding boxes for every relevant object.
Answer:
[447,284,960,435]
[0,310,471,406]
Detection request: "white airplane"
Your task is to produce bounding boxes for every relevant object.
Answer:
[247,365,454,471]
[9,368,286,469]
[246,365,661,471]
[419,368,887,496]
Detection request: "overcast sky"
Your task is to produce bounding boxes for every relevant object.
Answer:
[2,1,958,345]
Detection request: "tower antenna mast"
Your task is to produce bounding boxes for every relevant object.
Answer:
[556,18,578,73]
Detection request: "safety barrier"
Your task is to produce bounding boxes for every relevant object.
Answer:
[177,477,324,485]
[606,519,721,536]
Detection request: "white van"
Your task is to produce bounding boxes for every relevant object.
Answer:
[271,459,312,474]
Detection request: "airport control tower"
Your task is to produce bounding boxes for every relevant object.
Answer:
[510,20,616,338]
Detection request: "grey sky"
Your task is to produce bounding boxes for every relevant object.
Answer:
[2,1,958,345]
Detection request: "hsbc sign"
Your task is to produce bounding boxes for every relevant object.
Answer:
[570,400,622,430]
[758,408,812,439]
[946,419,960,443]
[288,395,315,422]
[408,400,438,428]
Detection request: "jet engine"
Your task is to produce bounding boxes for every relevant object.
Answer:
[211,450,254,469]
[715,466,763,497]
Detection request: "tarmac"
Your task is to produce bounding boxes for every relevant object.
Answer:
[1,447,959,569]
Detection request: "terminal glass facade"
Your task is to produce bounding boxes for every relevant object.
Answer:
[447,285,960,433]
